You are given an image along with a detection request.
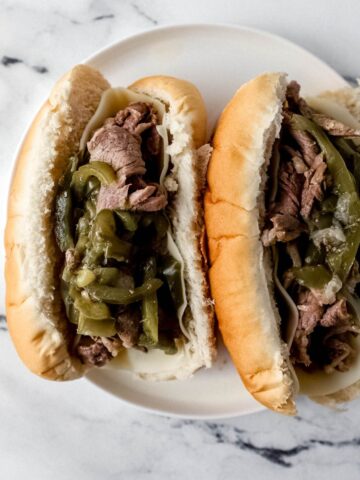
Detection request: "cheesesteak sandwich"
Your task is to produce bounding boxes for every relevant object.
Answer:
[5,65,215,381]
[205,72,360,413]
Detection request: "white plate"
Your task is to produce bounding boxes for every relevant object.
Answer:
[85,24,348,418]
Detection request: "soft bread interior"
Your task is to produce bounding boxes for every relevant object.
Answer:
[205,73,298,414]
[5,65,110,380]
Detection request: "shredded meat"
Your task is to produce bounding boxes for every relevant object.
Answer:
[291,290,324,366]
[88,102,167,213]
[77,338,112,367]
[96,182,130,211]
[274,161,303,217]
[117,306,141,349]
[286,242,302,267]
[347,261,360,293]
[289,128,319,166]
[282,145,308,174]
[286,80,314,117]
[312,114,360,137]
[262,214,304,246]
[320,299,350,327]
[300,157,327,219]
[323,338,355,373]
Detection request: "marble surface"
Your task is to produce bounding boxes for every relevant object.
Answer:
[2,1,360,478]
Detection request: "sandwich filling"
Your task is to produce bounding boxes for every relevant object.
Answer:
[54,91,189,367]
[262,81,360,374]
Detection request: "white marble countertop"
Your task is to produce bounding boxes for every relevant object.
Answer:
[2,1,360,479]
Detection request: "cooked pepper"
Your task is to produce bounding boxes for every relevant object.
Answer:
[304,242,325,265]
[160,256,184,311]
[141,257,159,344]
[321,195,338,213]
[54,189,74,252]
[74,293,110,320]
[86,278,163,305]
[94,267,121,285]
[292,265,332,289]
[114,210,140,232]
[85,210,132,265]
[60,280,79,325]
[77,314,116,337]
[71,161,116,196]
[334,138,360,192]
[76,268,96,288]
[327,224,360,281]
[291,114,360,281]
[75,212,91,254]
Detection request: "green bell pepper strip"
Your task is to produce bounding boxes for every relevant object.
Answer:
[114,210,140,232]
[71,161,116,196]
[141,257,159,344]
[138,333,177,355]
[291,114,360,281]
[74,294,110,320]
[54,189,74,252]
[304,241,325,265]
[291,114,357,196]
[77,314,117,337]
[160,256,184,312]
[291,265,333,289]
[85,210,132,265]
[334,138,360,193]
[94,267,122,286]
[85,278,163,305]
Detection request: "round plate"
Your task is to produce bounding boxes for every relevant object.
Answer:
[82,24,348,418]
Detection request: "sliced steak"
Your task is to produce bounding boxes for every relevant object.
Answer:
[87,125,146,184]
[275,161,303,217]
[96,182,130,212]
[300,158,327,219]
[117,306,141,349]
[262,213,304,246]
[320,299,350,328]
[289,128,319,167]
[291,289,324,366]
[115,102,158,135]
[77,338,112,367]
[312,114,360,137]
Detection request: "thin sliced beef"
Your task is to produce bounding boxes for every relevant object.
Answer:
[282,145,308,174]
[300,158,327,219]
[262,214,304,246]
[312,114,360,137]
[97,181,167,212]
[289,128,319,166]
[274,161,303,217]
[96,182,130,211]
[88,125,145,184]
[320,299,350,327]
[114,102,158,135]
[114,102,161,159]
[117,306,141,349]
[291,289,324,366]
[323,338,355,373]
[77,338,112,367]
[286,80,314,117]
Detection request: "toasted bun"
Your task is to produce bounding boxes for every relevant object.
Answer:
[5,66,215,381]
[205,73,360,413]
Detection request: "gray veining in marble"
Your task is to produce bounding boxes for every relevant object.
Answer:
[2,1,360,479]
